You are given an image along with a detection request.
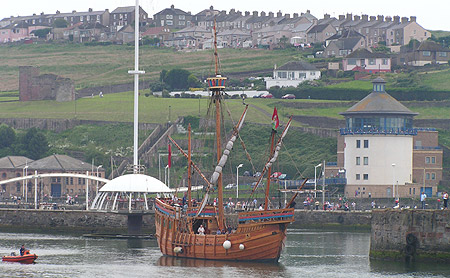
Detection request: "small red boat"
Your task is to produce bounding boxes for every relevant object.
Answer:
[2,250,38,264]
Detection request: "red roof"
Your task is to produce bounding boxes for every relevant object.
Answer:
[142,27,170,36]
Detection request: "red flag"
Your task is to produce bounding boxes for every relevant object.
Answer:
[168,144,172,168]
[272,107,279,130]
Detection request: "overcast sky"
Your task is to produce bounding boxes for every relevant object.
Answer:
[2,0,449,31]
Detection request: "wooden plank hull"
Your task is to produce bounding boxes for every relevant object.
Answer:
[154,199,293,262]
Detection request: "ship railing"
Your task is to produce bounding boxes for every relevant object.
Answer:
[155,199,177,219]
[238,208,295,225]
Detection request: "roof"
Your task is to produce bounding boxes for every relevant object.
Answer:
[292,22,313,32]
[345,48,389,58]
[341,79,418,116]
[307,24,330,34]
[0,156,33,169]
[26,154,96,171]
[154,6,190,16]
[175,26,208,33]
[218,29,251,36]
[417,41,450,52]
[111,6,136,14]
[329,37,363,51]
[100,174,172,193]
[277,60,319,71]
[142,27,170,36]
[327,29,364,40]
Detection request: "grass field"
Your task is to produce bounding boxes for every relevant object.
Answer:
[0,44,296,91]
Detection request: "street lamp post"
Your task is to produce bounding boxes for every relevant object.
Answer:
[23,165,29,203]
[392,163,396,198]
[322,160,326,210]
[96,165,103,195]
[314,163,322,199]
[236,164,243,199]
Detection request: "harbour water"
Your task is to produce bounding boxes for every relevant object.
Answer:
[1,229,449,278]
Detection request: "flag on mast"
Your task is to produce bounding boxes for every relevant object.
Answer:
[272,107,279,130]
[168,144,172,168]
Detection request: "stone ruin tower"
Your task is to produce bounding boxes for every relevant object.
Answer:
[19,66,75,102]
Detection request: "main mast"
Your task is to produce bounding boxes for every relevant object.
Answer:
[207,21,227,230]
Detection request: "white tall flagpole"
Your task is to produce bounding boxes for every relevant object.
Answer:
[128,0,145,173]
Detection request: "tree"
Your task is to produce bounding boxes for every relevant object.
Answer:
[164,69,191,90]
[53,18,68,28]
[22,128,49,160]
[187,74,201,88]
[33,28,51,39]
[160,69,168,82]
[0,124,16,148]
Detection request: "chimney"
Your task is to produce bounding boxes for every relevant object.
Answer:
[410,16,416,22]
[253,11,258,17]
[377,15,384,22]
[324,14,331,19]
[88,8,93,12]
[105,9,109,13]
[268,12,274,17]
[33,13,36,16]
[339,15,345,20]
[72,10,76,14]
[277,11,282,18]
[370,16,376,21]
[230,9,235,14]
[285,13,290,19]
[354,15,360,21]
[245,11,250,16]
[385,16,392,22]
[261,11,266,17]
[307,10,311,13]
[238,11,242,16]
[56,10,60,14]
[346,13,352,20]
[41,12,44,16]
[401,17,409,23]
[393,16,400,23]
[210,6,214,10]
[171,5,174,9]
[293,13,298,18]
[362,14,368,21]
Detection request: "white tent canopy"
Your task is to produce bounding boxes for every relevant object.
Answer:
[100,174,172,193]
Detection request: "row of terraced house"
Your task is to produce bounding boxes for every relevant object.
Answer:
[0,5,434,55]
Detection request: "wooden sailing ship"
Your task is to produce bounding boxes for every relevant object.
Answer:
[154,23,297,262]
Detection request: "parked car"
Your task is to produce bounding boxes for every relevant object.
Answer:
[225,183,236,189]
[253,172,261,177]
[279,174,290,180]
[243,171,252,176]
[282,94,296,99]
[270,172,282,178]
[261,93,273,99]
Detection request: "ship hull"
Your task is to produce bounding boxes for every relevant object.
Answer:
[154,199,294,262]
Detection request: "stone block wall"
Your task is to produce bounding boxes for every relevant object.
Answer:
[370,209,450,262]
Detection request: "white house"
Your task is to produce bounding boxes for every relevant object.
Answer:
[265,61,320,89]
[342,48,391,73]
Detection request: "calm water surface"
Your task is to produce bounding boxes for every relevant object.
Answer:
[1,229,449,278]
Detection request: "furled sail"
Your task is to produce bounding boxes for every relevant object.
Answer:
[196,105,248,217]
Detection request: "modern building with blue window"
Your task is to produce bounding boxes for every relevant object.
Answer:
[335,77,442,198]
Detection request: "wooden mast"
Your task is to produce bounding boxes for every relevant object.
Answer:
[187,124,192,208]
[264,131,276,210]
[207,19,227,230]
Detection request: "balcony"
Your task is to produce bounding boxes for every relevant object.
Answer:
[340,127,436,136]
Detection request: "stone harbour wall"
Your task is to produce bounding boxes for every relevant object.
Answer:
[0,209,156,234]
[370,209,450,262]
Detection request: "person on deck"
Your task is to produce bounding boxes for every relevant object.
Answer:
[198,224,205,235]
[19,245,26,256]
[420,192,427,209]
[443,192,448,209]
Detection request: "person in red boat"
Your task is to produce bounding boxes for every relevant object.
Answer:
[19,245,26,256]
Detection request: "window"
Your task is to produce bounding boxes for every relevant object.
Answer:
[423,51,431,57]
[348,58,357,65]
[426,173,430,180]
[438,52,448,57]
[65,177,69,184]
[431,173,436,180]
[310,72,316,76]
[277,71,287,78]
[166,20,173,25]
[356,157,361,165]
[70,177,73,185]
[364,140,369,148]
[363,174,369,180]
[356,140,361,148]
[432,157,436,164]
[166,14,173,19]
[16,183,21,192]
[299,72,306,78]
[426,157,430,164]
[363,157,369,165]
[1,173,6,178]
[356,174,360,180]
[369,59,376,65]
[382,58,389,65]
[179,21,185,25]
[179,15,185,20]
[160,20,164,26]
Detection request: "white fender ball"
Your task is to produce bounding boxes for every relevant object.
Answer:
[223,240,231,250]
[173,247,183,253]
[239,244,245,250]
